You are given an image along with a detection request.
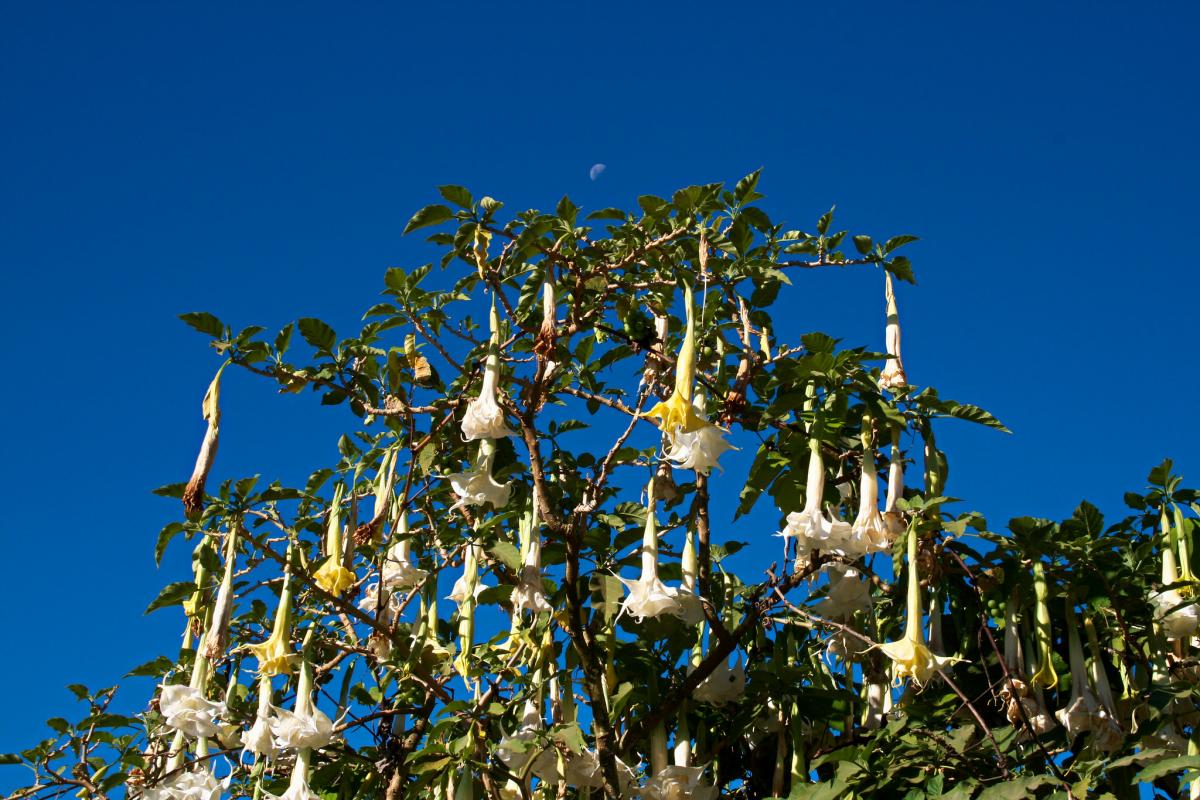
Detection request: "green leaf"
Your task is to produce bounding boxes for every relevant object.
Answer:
[144,581,197,615]
[816,206,834,236]
[586,208,627,221]
[45,718,70,734]
[0,753,20,765]
[275,322,294,355]
[852,234,873,255]
[1149,458,1175,488]
[942,402,1010,432]
[126,655,175,678]
[403,203,454,235]
[155,522,185,566]
[733,168,763,204]
[152,482,186,499]
[886,255,917,285]
[1134,754,1200,783]
[883,234,919,253]
[66,684,90,700]
[298,317,337,352]
[489,541,521,571]
[438,185,473,209]
[179,312,224,338]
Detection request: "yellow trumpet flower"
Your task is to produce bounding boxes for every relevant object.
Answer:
[878,524,961,686]
[644,284,709,435]
[251,554,298,676]
[313,483,356,598]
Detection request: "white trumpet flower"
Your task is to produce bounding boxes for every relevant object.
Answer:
[512,526,551,614]
[461,304,516,440]
[664,393,735,475]
[382,510,428,591]
[270,703,335,751]
[243,679,277,760]
[143,766,229,800]
[495,700,557,779]
[814,564,872,620]
[642,765,719,800]
[619,481,693,623]
[447,438,511,509]
[879,272,907,391]
[158,684,225,739]
[778,440,851,554]
[1154,513,1199,640]
[844,424,896,558]
[692,654,746,706]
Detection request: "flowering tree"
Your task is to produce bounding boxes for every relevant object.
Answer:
[7,173,1200,800]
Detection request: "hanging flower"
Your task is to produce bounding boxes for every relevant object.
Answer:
[354,448,397,545]
[778,439,851,554]
[663,391,735,475]
[267,781,321,800]
[243,677,277,760]
[814,564,872,620]
[382,510,429,591]
[447,438,511,509]
[142,766,228,800]
[644,284,710,435]
[250,555,298,677]
[495,700,558,779]
[878,526,962,686]
[882,429,906,537]
[202,527,240,661]
[1154,510,1199,640]
[313,483,356,598]
[879,272,907,391]
[270,704,336,751]
[462,303,516,441]
[182,362,229,517]
[692,654,746,706]
[158,684,225,739]
[512,530,551,615]
[642,765,719,800]
[843,420,895,558]
[1029,561,1059,690]
[618,480,693,623]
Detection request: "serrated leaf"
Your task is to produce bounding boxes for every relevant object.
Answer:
[297,317,336,352]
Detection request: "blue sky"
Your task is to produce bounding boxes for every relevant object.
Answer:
[2,0,1199,779]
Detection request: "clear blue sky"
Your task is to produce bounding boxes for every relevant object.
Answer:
[2,0,1199,775]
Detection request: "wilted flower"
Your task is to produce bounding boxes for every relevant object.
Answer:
[642,765,719,800]
[142,766,228,800]
[645,284,710,435]
[778,439,852,554]
[692,654,746,705]
[182,362,229,517]
[382,510,428,591]
[999,678,1057,736]
[354,448,397,544]
[158,684,225,739]
[879,526,962,686]
[879,272,907,391]
[313,483,356,599]
[462,303,516,441]
[447,438,511,509]
[270,703,335,751]
[202,527,240,661]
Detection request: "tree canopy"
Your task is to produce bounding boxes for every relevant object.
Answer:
[6,173,1199,800]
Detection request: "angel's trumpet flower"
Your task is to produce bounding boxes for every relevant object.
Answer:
[882,429,906,537]
[879,272,907,391]
[779,388,851,554]
[382,509,428,592]
[618,478,695,623]
[1154,509,1199,640]
[644,284,709,435]
[183,362,229,517]
[663,390,735,475]
[355,447,397,545]
[313,483,355,598]
[202,525,240,660]
[512,496,551,615]
[447,437,511,509]
[845,418,895,557]
[462,303,516,441]
[879,525,961,686]
[251,549,299,677]
[1029,561,1059,690]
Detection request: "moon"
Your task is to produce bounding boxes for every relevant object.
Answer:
[588,163,607,181]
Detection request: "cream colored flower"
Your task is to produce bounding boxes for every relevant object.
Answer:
[267,782,321,800]
[619,482,694,623]
[814,564,872,620]
[462,304,516,441]
[1155,527,1199,640]
[382,511,428,591]
[447,438,511,509]
[243,706,276,760]
[879,272,907,391]
[496,702,557,779]
[878,526,962,686]
[664,393,735,475]
[142,767,228,800]
[158,684,224,739]
[642,765,719,800]
[270,704,335,751]
[778,441,851,554]
[692,655,746,706]
[843,427,895,558]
